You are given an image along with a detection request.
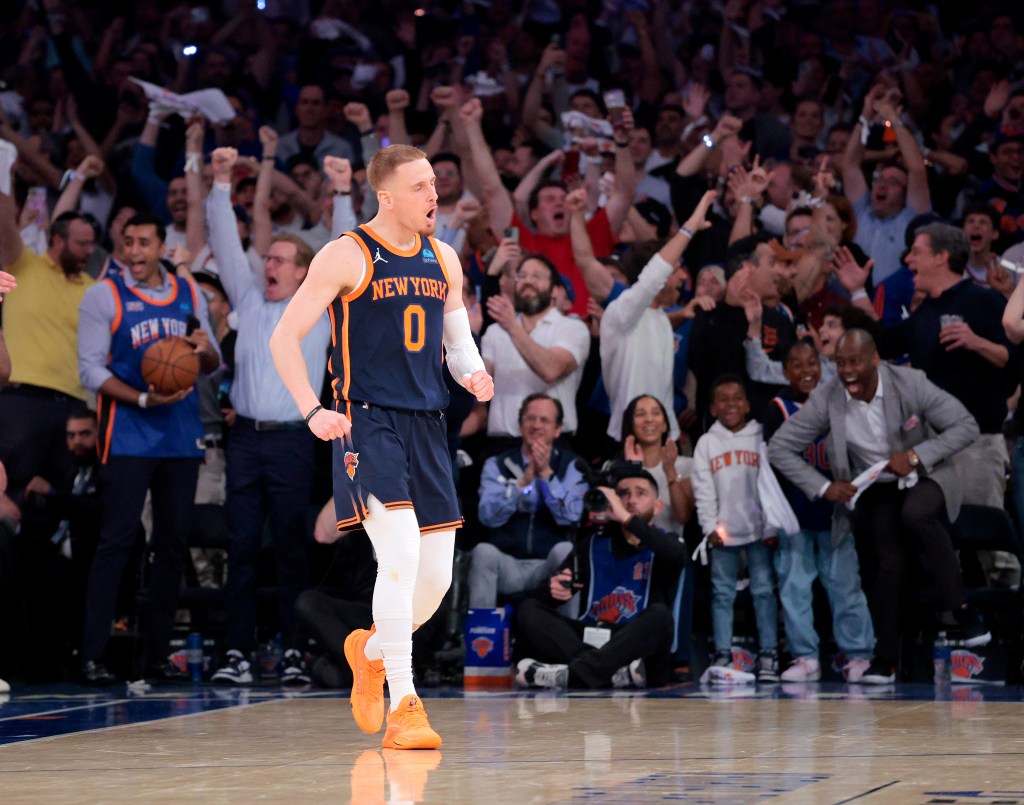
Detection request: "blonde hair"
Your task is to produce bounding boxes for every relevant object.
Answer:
[367,144,428,192]
[271,233,315,269]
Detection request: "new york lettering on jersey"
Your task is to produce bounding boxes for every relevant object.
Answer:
[97,272,203,462]
[329,225,451,411]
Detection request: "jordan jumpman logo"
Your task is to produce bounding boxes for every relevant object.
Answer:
[373,248,388,264]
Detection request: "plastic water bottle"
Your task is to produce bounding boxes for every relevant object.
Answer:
[187,632,204,682]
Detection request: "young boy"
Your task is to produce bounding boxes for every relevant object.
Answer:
[692,375,779,684]
[763,341,875,682]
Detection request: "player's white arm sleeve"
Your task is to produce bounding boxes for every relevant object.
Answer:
[443,308,485,386]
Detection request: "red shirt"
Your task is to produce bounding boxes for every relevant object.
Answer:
[513,208,616,318]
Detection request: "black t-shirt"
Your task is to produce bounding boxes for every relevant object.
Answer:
[688,301,796,433]
[878,279,1017,434]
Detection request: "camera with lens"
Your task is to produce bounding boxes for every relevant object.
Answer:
[581,459,643,514]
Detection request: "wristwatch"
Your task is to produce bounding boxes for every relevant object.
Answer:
[907,449,920,468]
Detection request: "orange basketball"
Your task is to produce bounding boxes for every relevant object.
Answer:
[140,337,201,394]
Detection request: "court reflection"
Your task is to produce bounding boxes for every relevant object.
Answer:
[349,748,443,804]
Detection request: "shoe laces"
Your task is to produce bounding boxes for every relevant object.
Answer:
[394,698,430,729]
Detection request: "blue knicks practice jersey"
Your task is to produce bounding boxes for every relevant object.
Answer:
[329,226,452,411]
[98,272,203,461]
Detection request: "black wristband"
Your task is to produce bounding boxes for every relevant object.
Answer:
[359,129,374,136]
[333,189,352,196]
[304,404,323,424]
[614,139,629,148]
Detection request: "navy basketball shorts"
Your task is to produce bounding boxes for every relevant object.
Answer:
[332,400,462,535]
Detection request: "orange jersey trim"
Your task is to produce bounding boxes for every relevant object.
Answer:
[129,272,181,307]
[105,279,123,334]
[420,519,464,534]
[430,236,453,292]
[360,224,421,257]
[337,234,375,402]
[99,394,116,464]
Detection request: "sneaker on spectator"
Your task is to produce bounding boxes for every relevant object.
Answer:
[211,649,254,684]
[757,650,780,683]
[281,649,310,685]
[860,659,896,685]
[516,658,569,689]
[843,657,872,683]
[941,606,992,648]
[781,657,821,682]
[700,651,756,685]
[611,658,647,689]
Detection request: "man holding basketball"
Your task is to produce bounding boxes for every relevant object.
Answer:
[77,212,218,684]
[270,144,493,749]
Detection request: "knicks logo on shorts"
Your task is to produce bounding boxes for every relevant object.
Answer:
[344,451,360,480]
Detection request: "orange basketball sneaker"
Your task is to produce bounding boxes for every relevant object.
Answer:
[382,695,442,750]
[344,626,386,734]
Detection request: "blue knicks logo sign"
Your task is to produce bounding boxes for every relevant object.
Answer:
[421,247,438,264]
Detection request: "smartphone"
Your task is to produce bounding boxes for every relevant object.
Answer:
[26,186,47,225]
[182,44,198,57]
[503,226,519,244]
[603,89,626,127]
[562,150,580,177]
[186,315,201,336]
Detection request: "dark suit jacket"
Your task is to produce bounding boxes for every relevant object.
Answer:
[767,363,979,543]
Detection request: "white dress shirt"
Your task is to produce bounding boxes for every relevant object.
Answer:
[844,373,897,481]
[481,306,590,436]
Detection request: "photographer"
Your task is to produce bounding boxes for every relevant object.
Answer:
[514,466,687,689]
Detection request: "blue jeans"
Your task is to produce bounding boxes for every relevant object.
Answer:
[774,529,874,660]
[711,541,777,653]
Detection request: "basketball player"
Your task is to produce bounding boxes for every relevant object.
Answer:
[270,145,493,749]
[77,212,219,683]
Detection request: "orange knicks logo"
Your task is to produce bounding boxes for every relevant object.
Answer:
[471,636,494,658]
[344,451,360,480]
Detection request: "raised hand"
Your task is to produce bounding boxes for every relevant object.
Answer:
[385,89,411,112]
[323,156,352,192]
[185,118,205,152]
[343,102,373,132]
[451,197,483,229]
[459,97,484,126]
[210,147,238,183]
[77,155,105,180]
[712,114,743,141]
[683,189,718,233]
[430,85,460,111]
[565,187,588,215]
[258,125,279,157]
[488,237,522,276]
[832,245,873,294]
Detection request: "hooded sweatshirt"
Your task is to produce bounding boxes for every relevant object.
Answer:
[691,419,766,546]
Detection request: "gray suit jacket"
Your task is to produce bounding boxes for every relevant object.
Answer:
[767,363,979,544]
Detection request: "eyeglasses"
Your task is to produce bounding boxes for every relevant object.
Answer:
[515,271,550,284]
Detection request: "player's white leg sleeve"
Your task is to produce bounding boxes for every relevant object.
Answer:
[362,495,420,706]
[412,529,456,626]
[443,307,485,387]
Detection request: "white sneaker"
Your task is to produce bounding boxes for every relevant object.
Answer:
[700,664,756,685]
[515,658,569,689]
[211,649,254,684]
[781,657,821,682]
[843,657,872,683]
[611,658,647,689]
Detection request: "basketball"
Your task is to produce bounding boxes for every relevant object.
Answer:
[140,337,201,394]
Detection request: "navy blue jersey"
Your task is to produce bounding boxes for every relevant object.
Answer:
[329,226,452,412]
